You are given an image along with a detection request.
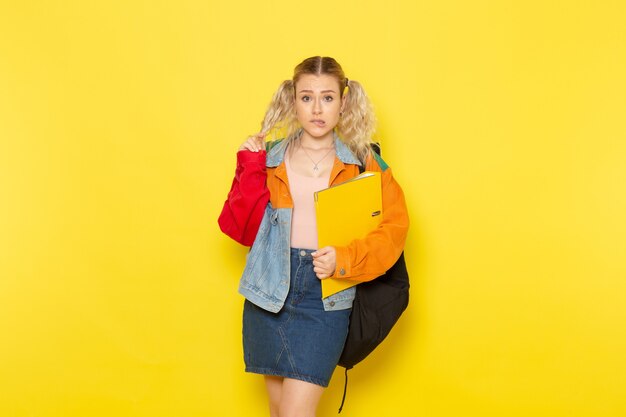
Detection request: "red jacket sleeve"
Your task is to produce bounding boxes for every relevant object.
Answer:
[217,150,269,246]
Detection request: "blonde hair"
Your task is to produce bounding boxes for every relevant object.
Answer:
[260,56,377,163]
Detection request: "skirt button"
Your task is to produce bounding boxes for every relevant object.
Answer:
[300,250,306,256]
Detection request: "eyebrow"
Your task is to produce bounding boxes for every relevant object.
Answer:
[297,89,338,94]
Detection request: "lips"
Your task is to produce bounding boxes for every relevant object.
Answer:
[311,119,326,127]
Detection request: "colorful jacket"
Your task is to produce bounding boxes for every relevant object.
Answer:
[218,134,409,312]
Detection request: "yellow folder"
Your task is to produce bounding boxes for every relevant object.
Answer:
[314,171,383,298]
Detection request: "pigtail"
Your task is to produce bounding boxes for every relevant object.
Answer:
[260,80,298,140]
[337,79,377,163]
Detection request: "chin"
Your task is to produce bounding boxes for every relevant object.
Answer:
[304,129,334,140]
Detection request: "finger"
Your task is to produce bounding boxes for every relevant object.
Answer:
[245,140,260,152]
[255,133,266,149]
[240,137,256,152]
[314,266,331,277]
[248,137,260,152]
[314,255,330,263]
[313,246,333,257]
[239,140,250,151]
[312,260,327,269]
[316,272,329,280]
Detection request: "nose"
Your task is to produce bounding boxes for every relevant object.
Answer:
[312,98,322,115]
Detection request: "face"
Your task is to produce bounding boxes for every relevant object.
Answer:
[294,74,345,142]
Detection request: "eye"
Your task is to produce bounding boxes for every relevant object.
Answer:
[301,95,311,102]
[323,95,334,102]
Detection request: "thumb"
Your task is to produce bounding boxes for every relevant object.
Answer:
[312,246,331,257]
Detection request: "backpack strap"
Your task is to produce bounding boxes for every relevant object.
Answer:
[358,142,381,174]
[338,367,349,413]
[340,140,381,414]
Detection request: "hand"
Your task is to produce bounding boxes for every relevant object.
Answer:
[311,246,336,280]
[238,133,266,152]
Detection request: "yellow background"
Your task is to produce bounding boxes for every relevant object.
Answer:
[1,1,625,416]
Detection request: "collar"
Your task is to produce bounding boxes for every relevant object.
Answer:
[266,131,361,167]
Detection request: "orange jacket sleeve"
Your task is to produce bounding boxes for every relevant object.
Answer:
[332,153,409,281]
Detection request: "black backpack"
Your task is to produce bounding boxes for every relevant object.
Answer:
[337,144,410,412]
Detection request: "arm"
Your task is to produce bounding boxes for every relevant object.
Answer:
[331,154,410,281]
[217,136,270,247]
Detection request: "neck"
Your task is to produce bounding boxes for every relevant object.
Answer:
[299,132,334,150]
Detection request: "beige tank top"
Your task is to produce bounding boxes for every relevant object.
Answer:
[285,154,330,249]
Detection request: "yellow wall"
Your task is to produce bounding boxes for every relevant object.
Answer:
[1,1,625,416]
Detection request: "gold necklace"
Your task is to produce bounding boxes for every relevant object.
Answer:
[301,144,335,172]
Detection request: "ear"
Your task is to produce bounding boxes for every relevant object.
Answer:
[340,93,347,113]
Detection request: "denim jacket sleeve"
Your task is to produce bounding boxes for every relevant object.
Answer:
[217,150,269,247]
[332,153,410,282]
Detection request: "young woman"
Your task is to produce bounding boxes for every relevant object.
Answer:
[218,56,409,417]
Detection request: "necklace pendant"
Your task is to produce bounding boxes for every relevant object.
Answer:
[313,166,319,172]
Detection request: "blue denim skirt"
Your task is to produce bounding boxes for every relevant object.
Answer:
[242,248,351,387]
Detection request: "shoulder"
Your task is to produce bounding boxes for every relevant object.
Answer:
[265,138,290,168]
[265,139,285,152]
